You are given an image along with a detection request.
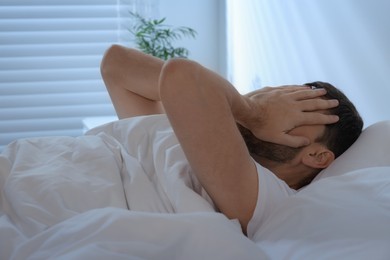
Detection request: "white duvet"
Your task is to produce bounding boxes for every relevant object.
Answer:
[1,115,390,260]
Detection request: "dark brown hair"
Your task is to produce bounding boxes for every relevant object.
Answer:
[239,81,364,163]
[304,81,363,158]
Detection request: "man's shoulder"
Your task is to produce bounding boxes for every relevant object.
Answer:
[252,159,296,196]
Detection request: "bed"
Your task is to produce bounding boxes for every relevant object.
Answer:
[1,114,389,260]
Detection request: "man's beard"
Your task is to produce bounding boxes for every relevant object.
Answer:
[237,124,302,163]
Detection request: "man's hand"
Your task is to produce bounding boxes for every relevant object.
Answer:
[237,85,339,148]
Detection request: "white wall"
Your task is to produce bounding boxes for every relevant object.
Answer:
[127,0,390,126]
[227,0,390,127]
[158,0,226,76]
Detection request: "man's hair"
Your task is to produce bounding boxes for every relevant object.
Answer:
[239,81,364,164]
[304,81,364,158]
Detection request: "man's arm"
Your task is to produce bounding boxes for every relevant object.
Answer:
[159,59,258,232]
[100,45,339,233]
[100,44,165,118]
[159,59,339,233]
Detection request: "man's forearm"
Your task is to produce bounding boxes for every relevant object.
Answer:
[101,45,165,118]
[101,45,163,101]
[159,58,259,231]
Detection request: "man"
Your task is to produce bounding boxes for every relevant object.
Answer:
[238,80,363,189]
[100,44,363,236]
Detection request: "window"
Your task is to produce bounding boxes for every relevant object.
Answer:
[0,0,157,151]
[225,0,390,125]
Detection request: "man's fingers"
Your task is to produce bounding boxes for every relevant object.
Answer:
[290,88,328,100]
[273,134,310,148]
[270,85,310,94]
[275,85,307,91]
[299,112,339,125]
[300,98,339,112]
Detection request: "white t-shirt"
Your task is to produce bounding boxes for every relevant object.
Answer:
[88,114,296,238]
[247,161,296,239]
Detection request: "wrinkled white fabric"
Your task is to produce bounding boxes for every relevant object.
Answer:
[255,167,390,260]
[0,115,269,259]
[1,115,389,260]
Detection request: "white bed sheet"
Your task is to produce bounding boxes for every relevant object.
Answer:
[255,166,390,259]
[1,115,389,260]
[0,116,266,259]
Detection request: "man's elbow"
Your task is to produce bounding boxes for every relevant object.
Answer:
[100,44,123,82]
[159,58,200,96]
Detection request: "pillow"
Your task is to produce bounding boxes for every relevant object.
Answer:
[254,166,390,259]
[313,120,390,181]
[252,121,390,259]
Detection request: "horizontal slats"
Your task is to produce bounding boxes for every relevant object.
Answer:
[0,103,116,120]
[0,31,119,44]
[0,0,154,151]
[0,1,152,152]
[0,68,101,83]
[0,80,106,95]
[0,6,117,19]
[0,43,112,57]
[0,18,118,32]
[0,55,102,70]
[0,0,119,6]
[2,117,84,133]
[0,92,112,108]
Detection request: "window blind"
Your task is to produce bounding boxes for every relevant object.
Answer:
[0,0,156,151]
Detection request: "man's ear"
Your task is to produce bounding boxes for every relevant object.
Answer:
[302,144,335,169]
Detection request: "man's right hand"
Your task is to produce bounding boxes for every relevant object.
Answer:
[237,86,339,148]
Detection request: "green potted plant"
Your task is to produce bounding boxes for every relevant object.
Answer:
[128,12,197,60]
